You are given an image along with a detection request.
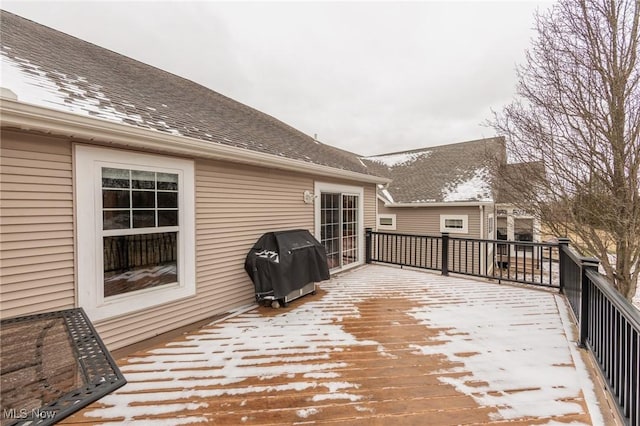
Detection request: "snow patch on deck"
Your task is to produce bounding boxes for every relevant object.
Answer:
[406,276,596,423]
[82,265,600,424]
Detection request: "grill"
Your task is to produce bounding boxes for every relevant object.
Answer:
[245,229,330,308]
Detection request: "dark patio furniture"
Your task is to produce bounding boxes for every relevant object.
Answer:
[0,308,126,425]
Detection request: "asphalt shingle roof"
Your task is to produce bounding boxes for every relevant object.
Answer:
[0,11,375,177]
[362,137,505,203]
[493,160,546,204]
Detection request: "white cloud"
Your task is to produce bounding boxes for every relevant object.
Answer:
[2,1,552,155]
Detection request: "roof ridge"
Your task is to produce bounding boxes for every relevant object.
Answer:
[366,136,504,158]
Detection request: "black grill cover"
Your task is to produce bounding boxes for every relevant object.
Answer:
[245,229,330,299]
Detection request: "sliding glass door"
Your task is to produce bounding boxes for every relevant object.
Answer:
[320,192,360,269]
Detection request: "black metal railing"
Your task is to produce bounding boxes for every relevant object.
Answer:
[560,243,640,426]
[368,231,442,271]
[365,229,560,289]
[365,228,639,425]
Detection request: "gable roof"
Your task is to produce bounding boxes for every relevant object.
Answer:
[494,160,546,204]
[361,137,505,204]
[0,11,381,180]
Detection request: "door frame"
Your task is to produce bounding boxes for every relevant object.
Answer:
[314,182,364,272]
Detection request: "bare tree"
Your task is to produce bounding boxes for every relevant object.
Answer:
[490,0,640,301]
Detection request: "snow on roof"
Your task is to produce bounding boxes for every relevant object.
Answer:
[1,10,379,178]
[441,167,493,202]
[363,149,432,168]
[2,54,89,115]
[1,53,189,136]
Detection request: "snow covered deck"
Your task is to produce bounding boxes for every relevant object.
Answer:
[62,265,605,425]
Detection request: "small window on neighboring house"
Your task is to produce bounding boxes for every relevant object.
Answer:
[76,146,195,321]
[380,217,393,226]
[446,219,463,228]
[377,214,396,230]
[440,214,468,234]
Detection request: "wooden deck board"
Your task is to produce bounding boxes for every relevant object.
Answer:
[62,265,604,425]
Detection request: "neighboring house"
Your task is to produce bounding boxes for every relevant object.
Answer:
[492,161,545,244]
[361,137,541,244]
[0,11,388,350]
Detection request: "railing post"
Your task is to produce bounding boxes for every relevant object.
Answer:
[557,238,570,294]
[579,257,600,348]
[441,232,449,276]
[365,228,372,264]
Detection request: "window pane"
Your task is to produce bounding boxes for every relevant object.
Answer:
[103,233,177,297]
[132,191,155,208]
[132,170,155,190]
[158,210,178,226]
[102,168,129,188]
[103,211,130,229]
[103,190,130,208]
[445,219,464,229]
[157,173,178,190]
[331,209,340,224]
[157,192,178,208]
[380,217,393,226]
[133,210,155,228]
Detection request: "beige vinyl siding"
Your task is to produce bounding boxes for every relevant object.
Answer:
[94,159,317,349]
[196,160,315,305]
[1,130,381,350]
[363,184,377,229]
[376,200,490,273]
[0,130,75,318]
[378,200,482,237]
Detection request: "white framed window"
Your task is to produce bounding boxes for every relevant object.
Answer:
[377,214,396,231]
[440,214,469,234]
[75,145,195,321]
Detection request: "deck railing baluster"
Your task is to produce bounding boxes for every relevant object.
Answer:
[365,230,638,426]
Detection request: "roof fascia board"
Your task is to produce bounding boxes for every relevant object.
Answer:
[376,194,390,203]
[385,201,494,208]
[0,98,390,185]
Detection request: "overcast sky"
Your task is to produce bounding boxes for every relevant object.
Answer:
[2,1,552,156]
